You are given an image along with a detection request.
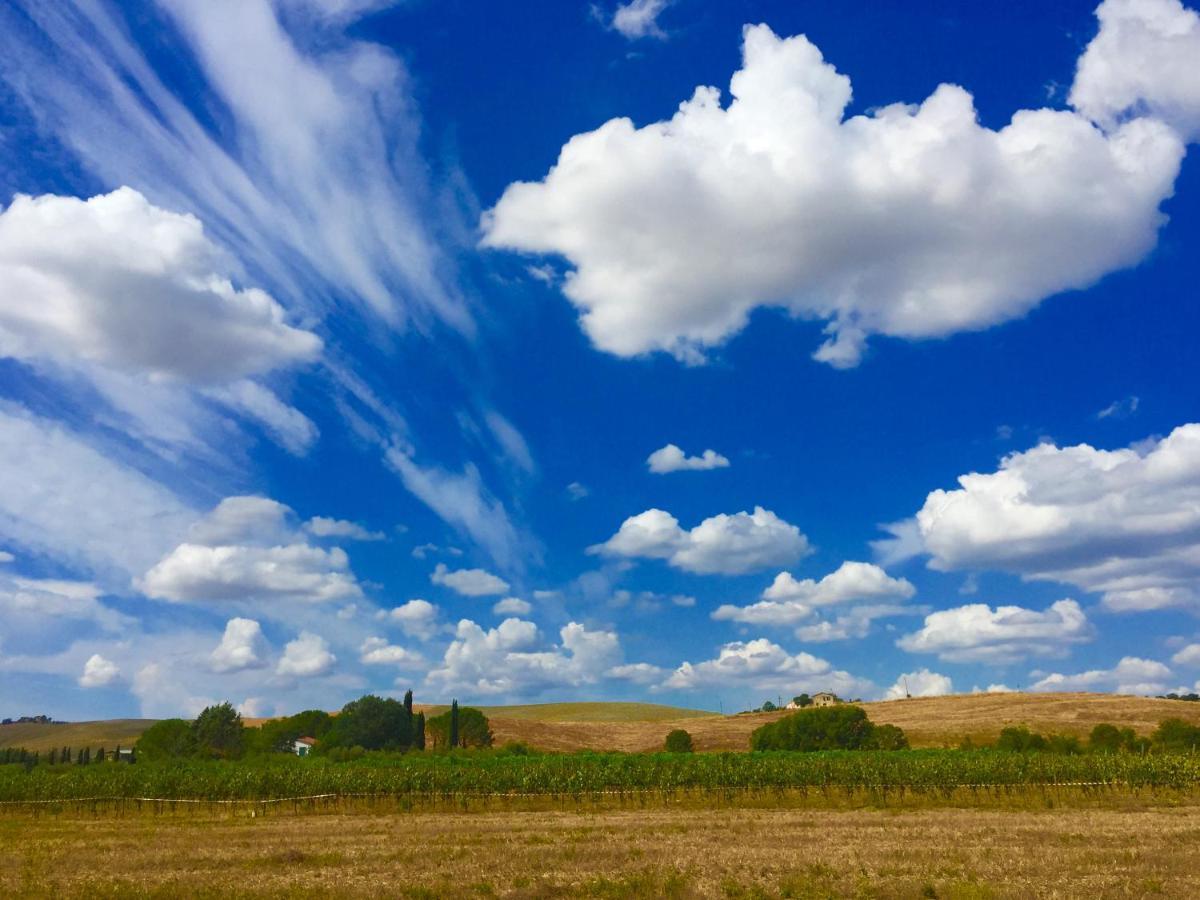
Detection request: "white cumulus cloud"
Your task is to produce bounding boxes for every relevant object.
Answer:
[647,443,731,474]
[591,506,810,575]
[661,638,871,696]
[483,19,1187,367]
[1070,0,1200,141]
[276,631,336,678]
[359,636,424,667]
[426,618,621,697]
[0,189,321,382]
[884,668,953,700]
[896,424,1200,611]
[79,653,120,688]
[493,596,533,616]
[140,496,364,606]
[209,617,269,673]
[385,599,440,641]
[430,562,511,597]
[1031,656,1172,695]
[714,562,915,626]
[897,599,1091,663]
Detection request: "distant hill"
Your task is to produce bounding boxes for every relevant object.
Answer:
[0,719,155,754]
[6,694,1200,754]
[484,692,1200,752]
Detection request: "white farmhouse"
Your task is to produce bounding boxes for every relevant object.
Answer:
[292,736,318,757]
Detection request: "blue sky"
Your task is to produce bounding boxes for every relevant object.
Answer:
[1,0,1199,719]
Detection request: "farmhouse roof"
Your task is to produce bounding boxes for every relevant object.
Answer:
[295,736,318,746]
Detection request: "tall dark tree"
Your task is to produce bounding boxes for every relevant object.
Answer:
[96,747,106,763]
[414,712,426,750]
[192,703,246,759]
[403,689,413,716]
[48,748,58,765]
[449,699,459,749]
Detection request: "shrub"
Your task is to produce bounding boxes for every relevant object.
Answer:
[664,729,694,753]
[750,705,888,751]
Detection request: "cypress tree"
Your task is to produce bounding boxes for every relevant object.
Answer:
[96,747,106,763]
[403,689,413,715]
[62,746,70,764]
[449,699,459,749]
[48,748,58,765]
[414,712,426,750]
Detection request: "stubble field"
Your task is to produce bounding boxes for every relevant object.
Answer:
[4,803,1200,898]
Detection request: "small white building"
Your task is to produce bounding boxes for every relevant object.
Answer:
[293,736,318,757]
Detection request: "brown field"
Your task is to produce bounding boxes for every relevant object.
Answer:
[7,693,1200,755]
[4,803,1200,897]
[485,692,1200,752]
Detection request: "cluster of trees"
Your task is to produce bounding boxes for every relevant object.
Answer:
[133,692,494,760]
[1159,693,1200,703]
[750,706,908,751]
[426,701,492,749]
[962,719,1200,754]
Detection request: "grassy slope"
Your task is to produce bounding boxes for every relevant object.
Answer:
[7,693,1200,754]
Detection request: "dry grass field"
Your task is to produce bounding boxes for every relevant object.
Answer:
[6,693,1200,756]
[4,803,1200,897]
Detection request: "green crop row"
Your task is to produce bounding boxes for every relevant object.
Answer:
[4,749,1200,803]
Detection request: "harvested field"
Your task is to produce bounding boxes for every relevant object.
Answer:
[4,804,1200,897]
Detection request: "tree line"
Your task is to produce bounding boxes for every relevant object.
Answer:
[133,691,493,761]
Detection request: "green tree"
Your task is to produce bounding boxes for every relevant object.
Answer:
[450,700,460,748]
[761,700,777,712]
[192,703,246,759]
[664,729,694,752]
[136,719,200,760]
[750,705,885,751]
[96,747,106,763]
[792,694,812,708]
[414,712,426,751]
[403,689,413,716]
[323,695,413,751]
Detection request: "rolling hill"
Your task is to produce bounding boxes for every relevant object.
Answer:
[5,693,1200,754]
